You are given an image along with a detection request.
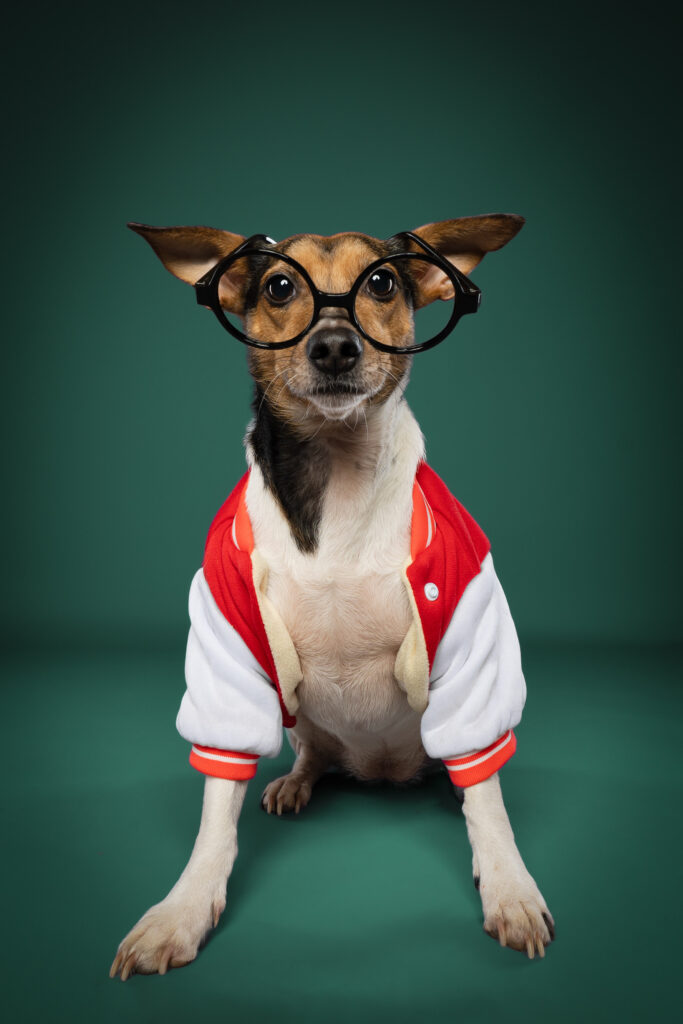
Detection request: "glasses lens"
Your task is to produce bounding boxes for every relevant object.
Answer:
[218,253,315,346]
[354,255,456,352]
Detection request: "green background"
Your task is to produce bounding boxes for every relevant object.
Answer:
[2,1,681,1021]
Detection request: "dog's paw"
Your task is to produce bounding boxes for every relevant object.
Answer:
[480,872,554,959]
[109,894,222,980]
[261,773,312,815]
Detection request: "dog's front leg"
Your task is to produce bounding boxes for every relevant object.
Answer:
[462,773,555,958]
[110,777,247,980]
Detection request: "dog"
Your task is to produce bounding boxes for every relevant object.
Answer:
[110,214,555,980]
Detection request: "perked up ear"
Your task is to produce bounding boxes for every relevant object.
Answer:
[127,222,247,314]
[408,213,525,308]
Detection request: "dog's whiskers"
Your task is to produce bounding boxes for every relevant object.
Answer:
[383,367,408,398]
[361,405,369,444]
[257,366,291,418]
[274,371,300,408]
[307,413,329,442]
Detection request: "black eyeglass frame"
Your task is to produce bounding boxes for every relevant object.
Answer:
[194,230,481,354]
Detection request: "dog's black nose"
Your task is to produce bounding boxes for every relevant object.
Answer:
[306,328,362,377]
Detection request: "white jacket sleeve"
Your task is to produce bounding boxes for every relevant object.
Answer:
[176,569,283,778]
[420,552,526,785]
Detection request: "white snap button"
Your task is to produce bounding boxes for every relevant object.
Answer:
[424,582,439,601]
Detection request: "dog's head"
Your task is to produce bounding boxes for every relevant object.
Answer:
[130,215,523,431]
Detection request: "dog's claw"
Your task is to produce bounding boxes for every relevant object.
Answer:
[121,952,136,981]
[158,946,172,976]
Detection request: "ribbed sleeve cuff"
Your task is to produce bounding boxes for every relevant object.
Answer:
[443,729,516,787]
[189,745,259,780]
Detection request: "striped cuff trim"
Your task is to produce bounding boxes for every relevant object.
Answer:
[189,745,259,780]
[443,730,516,787]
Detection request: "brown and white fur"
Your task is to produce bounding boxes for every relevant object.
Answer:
[110,215,554,980]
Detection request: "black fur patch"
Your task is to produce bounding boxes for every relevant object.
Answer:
[247,382,329,553]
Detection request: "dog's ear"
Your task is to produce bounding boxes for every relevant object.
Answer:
[407,214,524,308]
[127,222,248,314]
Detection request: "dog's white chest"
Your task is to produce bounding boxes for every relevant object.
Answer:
[265,554,428,782]
[267,561,413,723]
[244,399,429,777]
[258,452,415,718]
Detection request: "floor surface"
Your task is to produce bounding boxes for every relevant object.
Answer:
[2,643,681,1023]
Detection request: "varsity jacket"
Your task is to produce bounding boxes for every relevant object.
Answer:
[176,462,526,788]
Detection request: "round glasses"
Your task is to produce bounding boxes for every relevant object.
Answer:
[194,231,481,355]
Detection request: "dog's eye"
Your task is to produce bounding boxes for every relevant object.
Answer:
[367,269,396,300]
[265,274,296,305]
